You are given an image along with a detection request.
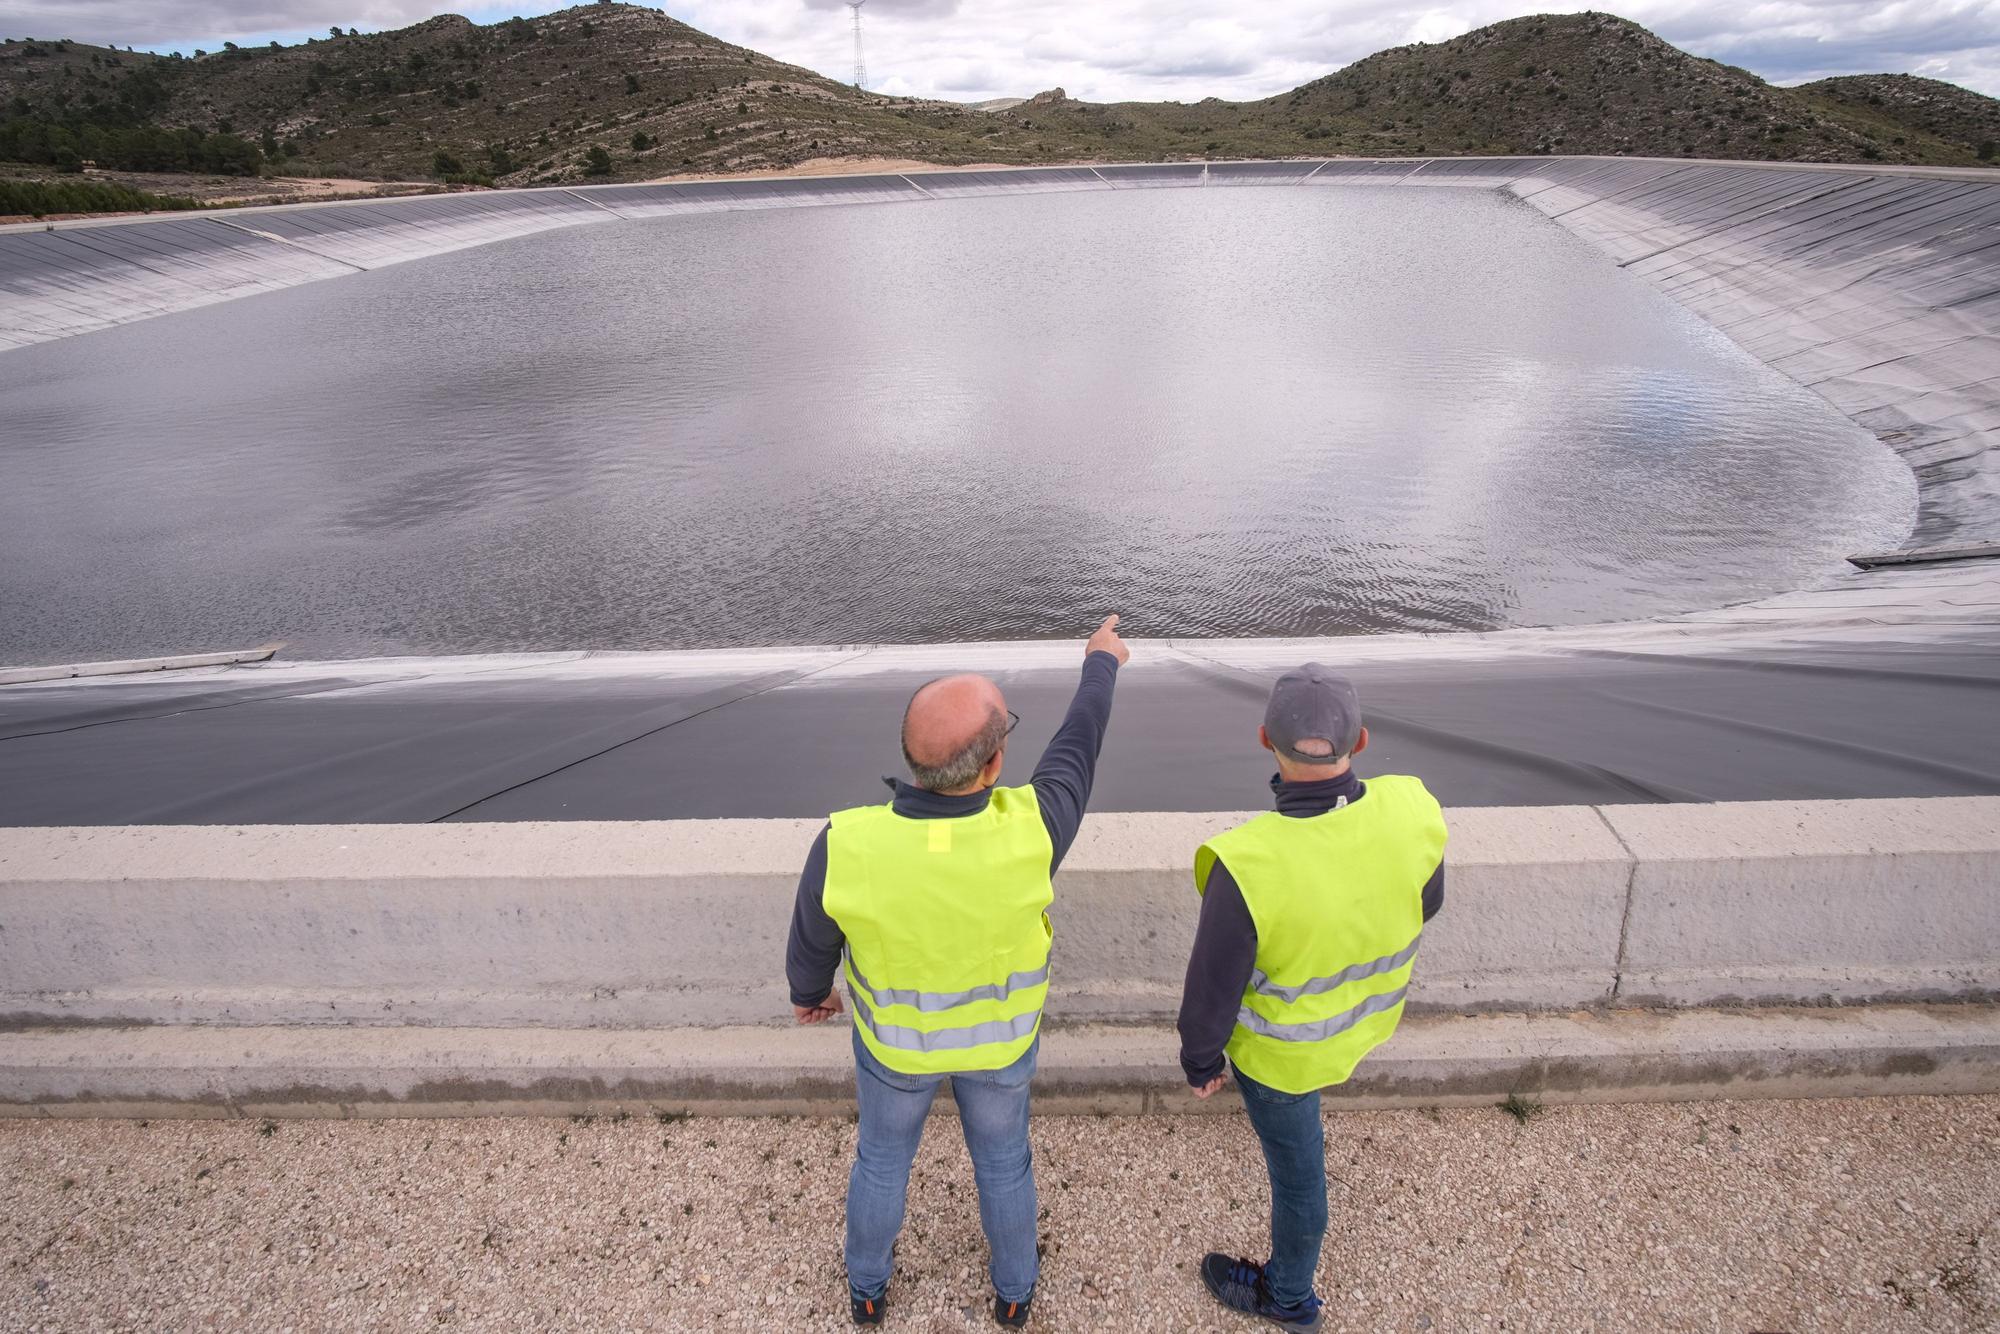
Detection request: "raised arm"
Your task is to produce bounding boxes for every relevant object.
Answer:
[1030,615,1128,870]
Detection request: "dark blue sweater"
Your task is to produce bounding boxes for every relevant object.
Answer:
[1177,771,1446,1087]
[785,651,1120,1009]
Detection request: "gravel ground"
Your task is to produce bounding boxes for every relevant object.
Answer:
[2,1096,1995,1332]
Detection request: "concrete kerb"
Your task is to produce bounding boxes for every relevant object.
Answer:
[4,1007,1997,1119]
[1,796,1996,1115]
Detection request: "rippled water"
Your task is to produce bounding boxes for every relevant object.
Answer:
[0,186,1914,663]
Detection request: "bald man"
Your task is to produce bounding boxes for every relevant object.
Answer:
[786,615,1129,1328]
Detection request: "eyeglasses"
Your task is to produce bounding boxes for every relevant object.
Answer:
[980,710,1021,767]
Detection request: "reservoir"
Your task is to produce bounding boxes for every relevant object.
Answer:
[0,185,1914,664]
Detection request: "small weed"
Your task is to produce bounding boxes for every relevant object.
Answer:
[759,1148,776,1163]
[569,1114,594,1126]
[58,1176,75,1191]
[682,1202,694,1216]
[1498,1093,1542,1125]
[610,1111,630,1125]
[655,1109,689,1125]
[256,1119,278,1138]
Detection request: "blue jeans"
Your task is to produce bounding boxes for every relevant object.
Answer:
[1235,1066,1327,1309]
[846,1028,1040,1304]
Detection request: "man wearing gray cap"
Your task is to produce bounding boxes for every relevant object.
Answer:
[1178,664,1446,1329]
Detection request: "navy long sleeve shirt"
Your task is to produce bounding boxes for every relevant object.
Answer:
[785,651,1121,1008]
[1176,771,1445,1087]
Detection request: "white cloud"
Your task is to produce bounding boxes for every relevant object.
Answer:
[3,0,1995,98]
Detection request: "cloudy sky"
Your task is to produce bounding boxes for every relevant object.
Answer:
[6,0,1998,100]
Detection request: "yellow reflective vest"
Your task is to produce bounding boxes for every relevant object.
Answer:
[824,785,1055,1076]
[1195,775,1448,1095]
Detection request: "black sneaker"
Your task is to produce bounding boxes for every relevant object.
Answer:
[1199,1253,1323,1329]
[994,1291,1034,1327]
[850,1288,886,1325]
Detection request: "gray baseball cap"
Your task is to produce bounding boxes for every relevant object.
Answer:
[1265,663,1362,763]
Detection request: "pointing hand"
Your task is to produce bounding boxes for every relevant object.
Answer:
[1086,613,1130,666]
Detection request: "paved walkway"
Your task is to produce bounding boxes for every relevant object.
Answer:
[3,1096,1994,1331]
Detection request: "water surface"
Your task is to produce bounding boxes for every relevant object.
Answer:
[0,186,1914,662]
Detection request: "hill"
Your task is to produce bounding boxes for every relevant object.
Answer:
[0,7,1016,184]
[1793,73,1999,163]
[1267,13,1924,161]
[1,6,1995,187]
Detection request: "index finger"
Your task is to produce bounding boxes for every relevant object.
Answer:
[1097,613,1120,634]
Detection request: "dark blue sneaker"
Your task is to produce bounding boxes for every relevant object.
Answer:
[1199,1254,1323,1329]
[994,1290,1034,1327]
[850,1288,886,1325]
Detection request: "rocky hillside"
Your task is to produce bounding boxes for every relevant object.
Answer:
[1270,13,1920,161]
[1794,73,1999,163]
[1,6,1995,186]
[0,6,1013,183]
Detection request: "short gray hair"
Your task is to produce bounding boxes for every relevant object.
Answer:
[903,702,1009,792]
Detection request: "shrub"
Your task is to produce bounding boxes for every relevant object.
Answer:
[0,178,199,216]
[583,144,612,175]
[432,147,464,176]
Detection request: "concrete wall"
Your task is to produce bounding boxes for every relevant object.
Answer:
[4,797,1994,1031]
[3,156,1995,550]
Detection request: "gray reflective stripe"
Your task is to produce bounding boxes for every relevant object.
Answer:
[1248,935,1422,1005]
[1235,985,1408,1043]
[845,951,1051,1014]
[849,985,1043,1053]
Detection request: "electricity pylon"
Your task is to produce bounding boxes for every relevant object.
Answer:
[847,0,866,90]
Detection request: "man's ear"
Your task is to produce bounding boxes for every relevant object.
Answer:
[1258,725,1275,754]
[1352,726,1370,757]
[980,745,1006,787]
